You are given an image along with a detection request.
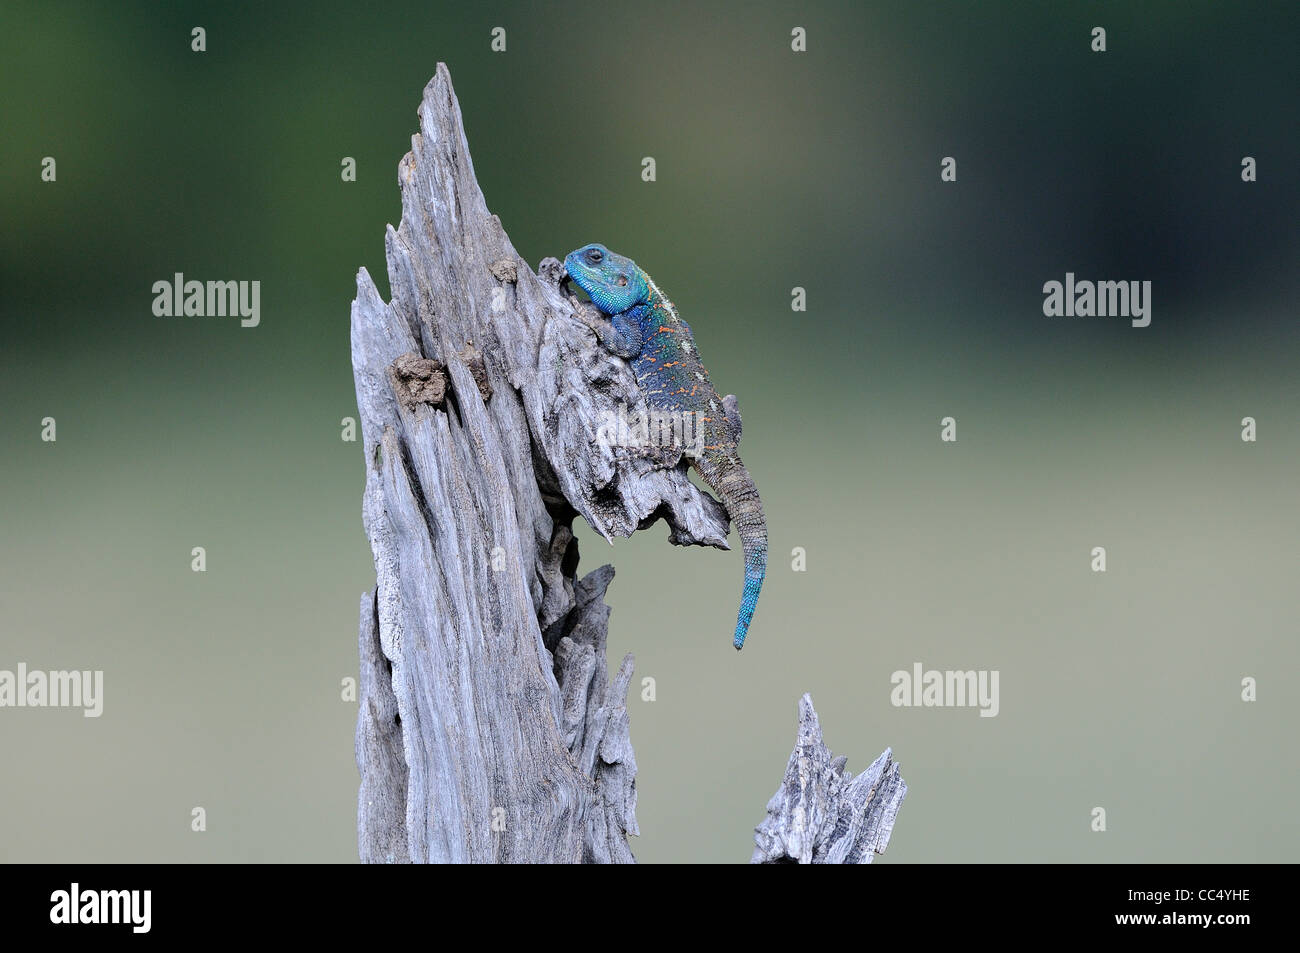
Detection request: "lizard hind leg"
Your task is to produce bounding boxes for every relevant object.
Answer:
[722,394,742,443]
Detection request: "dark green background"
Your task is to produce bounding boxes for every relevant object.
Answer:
[1,1,1296,862]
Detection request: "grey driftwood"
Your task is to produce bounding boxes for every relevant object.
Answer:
[752,694,907,863]
[351,63,905,863]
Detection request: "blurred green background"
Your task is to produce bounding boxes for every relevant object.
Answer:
[1,1,1297,862]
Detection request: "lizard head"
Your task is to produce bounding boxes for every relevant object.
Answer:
[564,243,648,315]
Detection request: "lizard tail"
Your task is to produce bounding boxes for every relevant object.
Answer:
[695,453,768,650]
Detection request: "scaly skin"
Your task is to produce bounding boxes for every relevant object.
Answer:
[564,243,767,650]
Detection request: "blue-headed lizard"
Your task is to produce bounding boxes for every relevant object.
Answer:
[563,243,767,650]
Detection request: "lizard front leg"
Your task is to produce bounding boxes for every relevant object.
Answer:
[575,305,645,359]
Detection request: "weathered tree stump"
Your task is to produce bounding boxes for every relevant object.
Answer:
[351,63,905,863]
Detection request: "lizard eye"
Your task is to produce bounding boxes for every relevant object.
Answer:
[616,276,628,287]
[586,248,603,264]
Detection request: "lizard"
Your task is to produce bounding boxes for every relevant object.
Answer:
[562,242,767,650]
